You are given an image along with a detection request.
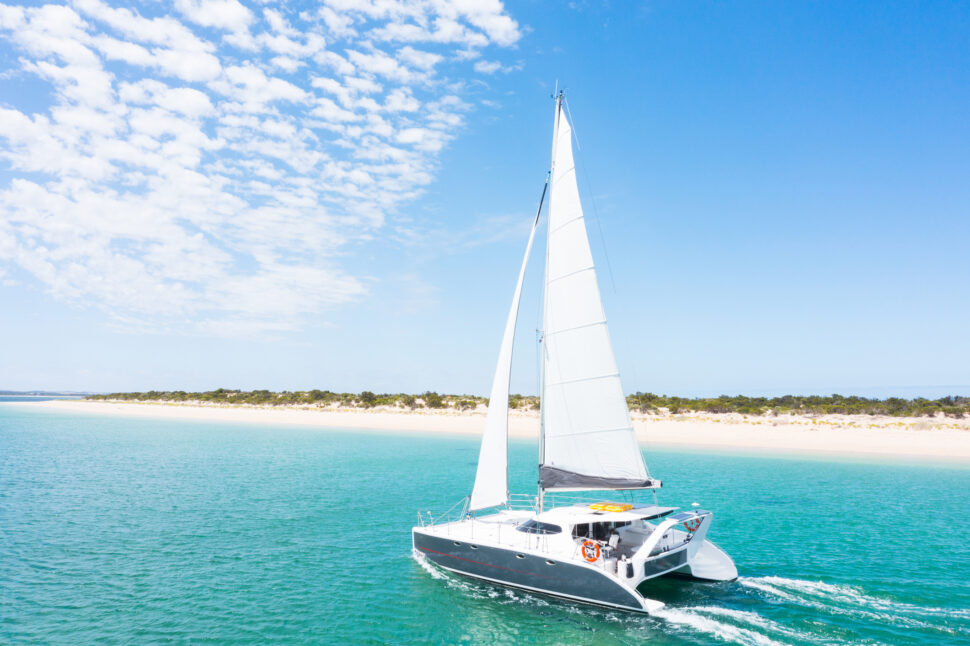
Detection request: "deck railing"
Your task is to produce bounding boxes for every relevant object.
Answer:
[506,493,538,512]
[418,490,659,527]
[416,496,469,528]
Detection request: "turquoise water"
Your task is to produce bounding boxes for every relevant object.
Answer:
[1,405,968,645]
[0,396,81,403]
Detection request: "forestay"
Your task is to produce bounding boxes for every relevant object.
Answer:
[539,103,653,490]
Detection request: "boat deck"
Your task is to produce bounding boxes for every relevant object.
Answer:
[416,506,686,574]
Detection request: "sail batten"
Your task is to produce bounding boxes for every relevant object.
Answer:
[545,372,620,388]
[545,320,607,336]
[547,425,638,438]
[539,98,650,492]
[547,266,596,284]
[549,216,584,234]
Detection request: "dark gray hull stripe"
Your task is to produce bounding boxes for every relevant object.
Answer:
[413,531,645,611]
[417,545,565,582]
[435,561,650,613]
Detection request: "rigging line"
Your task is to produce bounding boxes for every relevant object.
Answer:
[563,96,617,295]
[627,362,653,481]
[535,172,550,402]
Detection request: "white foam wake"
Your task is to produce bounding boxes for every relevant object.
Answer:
[739,576,968,635]
[752,576,969,619]
[411,548,449,581]
[654,607,787,646]
[412,558,966,643]
[688,606,819,642]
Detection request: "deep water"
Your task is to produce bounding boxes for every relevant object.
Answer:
[1,405,968,645]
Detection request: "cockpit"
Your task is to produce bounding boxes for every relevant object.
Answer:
[571,520,632,542]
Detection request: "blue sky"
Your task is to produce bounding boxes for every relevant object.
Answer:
[1,0,968,396]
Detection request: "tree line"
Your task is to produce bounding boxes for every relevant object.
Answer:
[625,392,969,418]
[86,390,968,417]
[86,389,483,410]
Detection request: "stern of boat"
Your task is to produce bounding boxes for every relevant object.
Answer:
[628,509,738,586]
[673,538,738,581]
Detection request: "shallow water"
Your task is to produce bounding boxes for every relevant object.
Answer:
[1,405,968,644]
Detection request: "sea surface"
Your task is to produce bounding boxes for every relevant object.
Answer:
[0,396,83,403]
[1,404,968,645]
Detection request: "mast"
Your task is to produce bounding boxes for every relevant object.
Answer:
[538,89,564,514]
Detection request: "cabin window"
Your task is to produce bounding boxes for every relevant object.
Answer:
[572,521,632,541]
[515,520,563,535]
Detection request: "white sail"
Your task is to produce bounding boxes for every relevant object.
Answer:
[469,200,543,511]
[539,102,652,490]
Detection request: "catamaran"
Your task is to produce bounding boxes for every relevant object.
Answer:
[412,92,737,614]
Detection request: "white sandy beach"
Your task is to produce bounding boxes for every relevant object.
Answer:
[14,399,970,463]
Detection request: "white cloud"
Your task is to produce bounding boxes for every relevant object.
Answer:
[385,87,420,112]
[397,45,442,70]
[175,0,254,33]
[473,59,501,74]
[473,58,522,74]
[91,35,153,65]
[269,55,301,73]
[451,0,521,46]
[318,0,521,51]
[0,0,522,335]
[318,6,356,39]
[346,48,417,84]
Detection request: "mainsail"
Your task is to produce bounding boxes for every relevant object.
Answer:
[468,187,544,511]
[539,100,652,490]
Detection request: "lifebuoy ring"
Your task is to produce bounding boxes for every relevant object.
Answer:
[581,540,600,562]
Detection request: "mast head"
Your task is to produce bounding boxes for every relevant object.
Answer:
[551,83,565,104]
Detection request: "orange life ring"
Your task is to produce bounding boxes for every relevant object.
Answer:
[581,540,600,562]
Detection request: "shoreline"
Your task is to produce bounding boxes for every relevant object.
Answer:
[8,399,970,464]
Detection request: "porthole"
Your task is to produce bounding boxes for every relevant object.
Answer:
[515,553,526,559]
[546,560,556,566]
[453,541,461,546]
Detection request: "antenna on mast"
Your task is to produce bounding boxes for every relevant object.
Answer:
[552,80,566,101]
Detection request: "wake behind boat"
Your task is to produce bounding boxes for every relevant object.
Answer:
[412,91,737,614]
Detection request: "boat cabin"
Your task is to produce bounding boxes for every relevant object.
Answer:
[530,503,679,560]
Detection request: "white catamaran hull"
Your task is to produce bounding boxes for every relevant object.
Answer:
[669,539,738,582]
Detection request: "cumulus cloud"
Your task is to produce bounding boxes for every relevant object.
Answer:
[175,0,254,33]
[0,0,521,335]
[473,58,523,74]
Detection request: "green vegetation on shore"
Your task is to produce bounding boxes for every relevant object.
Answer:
[85,390,969,417]
[625,393,969,417]
[86,389,486,411]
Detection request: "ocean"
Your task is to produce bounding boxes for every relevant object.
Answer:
[1,404,968,644]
